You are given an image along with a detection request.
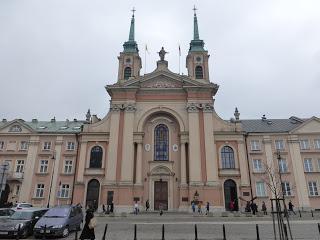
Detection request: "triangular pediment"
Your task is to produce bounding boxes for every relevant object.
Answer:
[0,119,34,134]
[290,117,320,134]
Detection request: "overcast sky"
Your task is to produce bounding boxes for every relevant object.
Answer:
[0,0,319,121]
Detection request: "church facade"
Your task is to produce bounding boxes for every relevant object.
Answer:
[1,11,320,212]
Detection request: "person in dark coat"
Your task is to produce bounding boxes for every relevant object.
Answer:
[80,209,95,240]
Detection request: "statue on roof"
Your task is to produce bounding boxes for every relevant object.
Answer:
[86,109,91,122]
[158,47,168,61]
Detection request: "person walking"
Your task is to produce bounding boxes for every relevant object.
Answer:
[229,200,234,212]
[134,201,139,215]
[191,201,196,213]
[206,202,210,215]
[110,201,114,213]
[146,200,150,212]
[262,201,267,215]
[198,202,202,214]
[102,204,106,214]
[288,200,296,215]
[80,209,96,240]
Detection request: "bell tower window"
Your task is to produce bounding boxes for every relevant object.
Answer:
[195,66,203,79]
[124,67,132,80]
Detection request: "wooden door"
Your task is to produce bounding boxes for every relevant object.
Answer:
[154,181,168,210]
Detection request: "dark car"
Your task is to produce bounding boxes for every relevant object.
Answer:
[0,208,15,219]
[0,208,47,238]
[34,205,83,238]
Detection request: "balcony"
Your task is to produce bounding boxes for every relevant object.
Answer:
[7,171,24,181]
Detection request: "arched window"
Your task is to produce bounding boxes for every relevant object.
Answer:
[221,146,235,169]
[89,146,103,168]
[124,67,132,80]
[195,66,203,79]
[154,124,169,161]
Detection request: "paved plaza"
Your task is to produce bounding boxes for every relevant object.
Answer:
[30,212,320,240]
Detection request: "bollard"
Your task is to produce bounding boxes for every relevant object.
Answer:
[134,224,137,240]
[162,224,165,240]
[283,224,288,240]
[16,225,21,240]
[318,223,320,235]
[299,210,301,218]
[222,224,226,240]
[102,224,108,240]
[256,224,260,240]
[194,224,198,240]
[312,210,314,218]
[74,230,78,240]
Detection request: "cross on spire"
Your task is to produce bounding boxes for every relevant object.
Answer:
[131,7,136,17]
[193,5,197,15]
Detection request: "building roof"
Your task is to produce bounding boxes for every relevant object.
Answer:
[241,117,304,133]
[0,119,85,134]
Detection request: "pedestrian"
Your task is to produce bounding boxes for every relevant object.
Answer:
[229,200,234,212]
[102,204,106,214]
[206,202,210,215]
[159,203,164,216]
[146,200,150,212]
[251,202,257,215]
[198,202,202,214]
[191,201,196,213]
[134,201,139,215]
[245,201,251,212]
[110,201,114,213]
[288,200,296,215]
[262,201,267,215]
[80,209,96,240]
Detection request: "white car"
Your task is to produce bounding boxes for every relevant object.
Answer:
[12,203,33,210]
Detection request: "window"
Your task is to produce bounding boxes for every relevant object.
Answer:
[66,142,75,151]
[281,182,292,196]
[60,184,70,198]
[39,160,48,173]
[43,142,51,150]
[89,146,103,168]
[0,141,4,150]
[124,67,132,80]
[35,184,45,198]
[314,139,320,149]
[15,185,20,195]
[250,140,260,151]
[304,158,313,172]
[308,181,318,196]
[221,146,235,169]
[252,159,263,172]
[256,182,266,197]
[300,139,310,150]
[195,66,203,79]
[278,159,288,173]
[15,160,24,173]
[275,140,285,150]
[20,141,28,150]
[64,160,73,173]
[9,125,22,132]
[154,124,169,161]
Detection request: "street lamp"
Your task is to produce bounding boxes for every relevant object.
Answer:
[47,152,56,208]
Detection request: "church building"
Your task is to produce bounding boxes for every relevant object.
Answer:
[1,10,320,212]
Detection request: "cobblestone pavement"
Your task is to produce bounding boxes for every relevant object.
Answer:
[25,213,320,240]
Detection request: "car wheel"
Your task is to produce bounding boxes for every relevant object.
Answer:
[62,227,69,238]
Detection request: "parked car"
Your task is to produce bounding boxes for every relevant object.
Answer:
[0,208,47,238]
[0,208,15,219]
[34,205,83,238]
[11,203,33,210]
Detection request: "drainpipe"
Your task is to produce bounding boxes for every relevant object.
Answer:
[71,132,80,204]
[244,133,254,200]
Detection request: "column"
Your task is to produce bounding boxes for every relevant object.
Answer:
[237,140,250,187]
[135,142,143,185]
[19,136,39,202]
[180,142,187,185]
[288,135,310,209]
[105,106,121,183]
[49,136,63,206]
[187,103,202,184]
[120,104,135,183]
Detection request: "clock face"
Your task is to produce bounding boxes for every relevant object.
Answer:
[126,58,131,63]
[196,56,202,62]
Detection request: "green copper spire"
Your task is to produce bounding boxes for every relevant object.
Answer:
[123,8,139,53]
[189,6,205,52]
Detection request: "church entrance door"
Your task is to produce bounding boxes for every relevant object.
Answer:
[154,181,168,210]
[86,179,100,210]
[224,179,238,211]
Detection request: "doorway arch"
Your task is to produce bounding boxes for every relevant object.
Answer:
[224,179,238,211]
[86,179,100,210]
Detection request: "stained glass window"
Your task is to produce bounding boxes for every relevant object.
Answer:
[89,146,103,168]
[154,124,169,161]
[221,146,235,169]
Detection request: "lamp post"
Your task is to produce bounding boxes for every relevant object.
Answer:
[47,153,56,208]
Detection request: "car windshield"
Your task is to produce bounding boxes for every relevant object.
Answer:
[10,211,33,220]
[44,208,69,217]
